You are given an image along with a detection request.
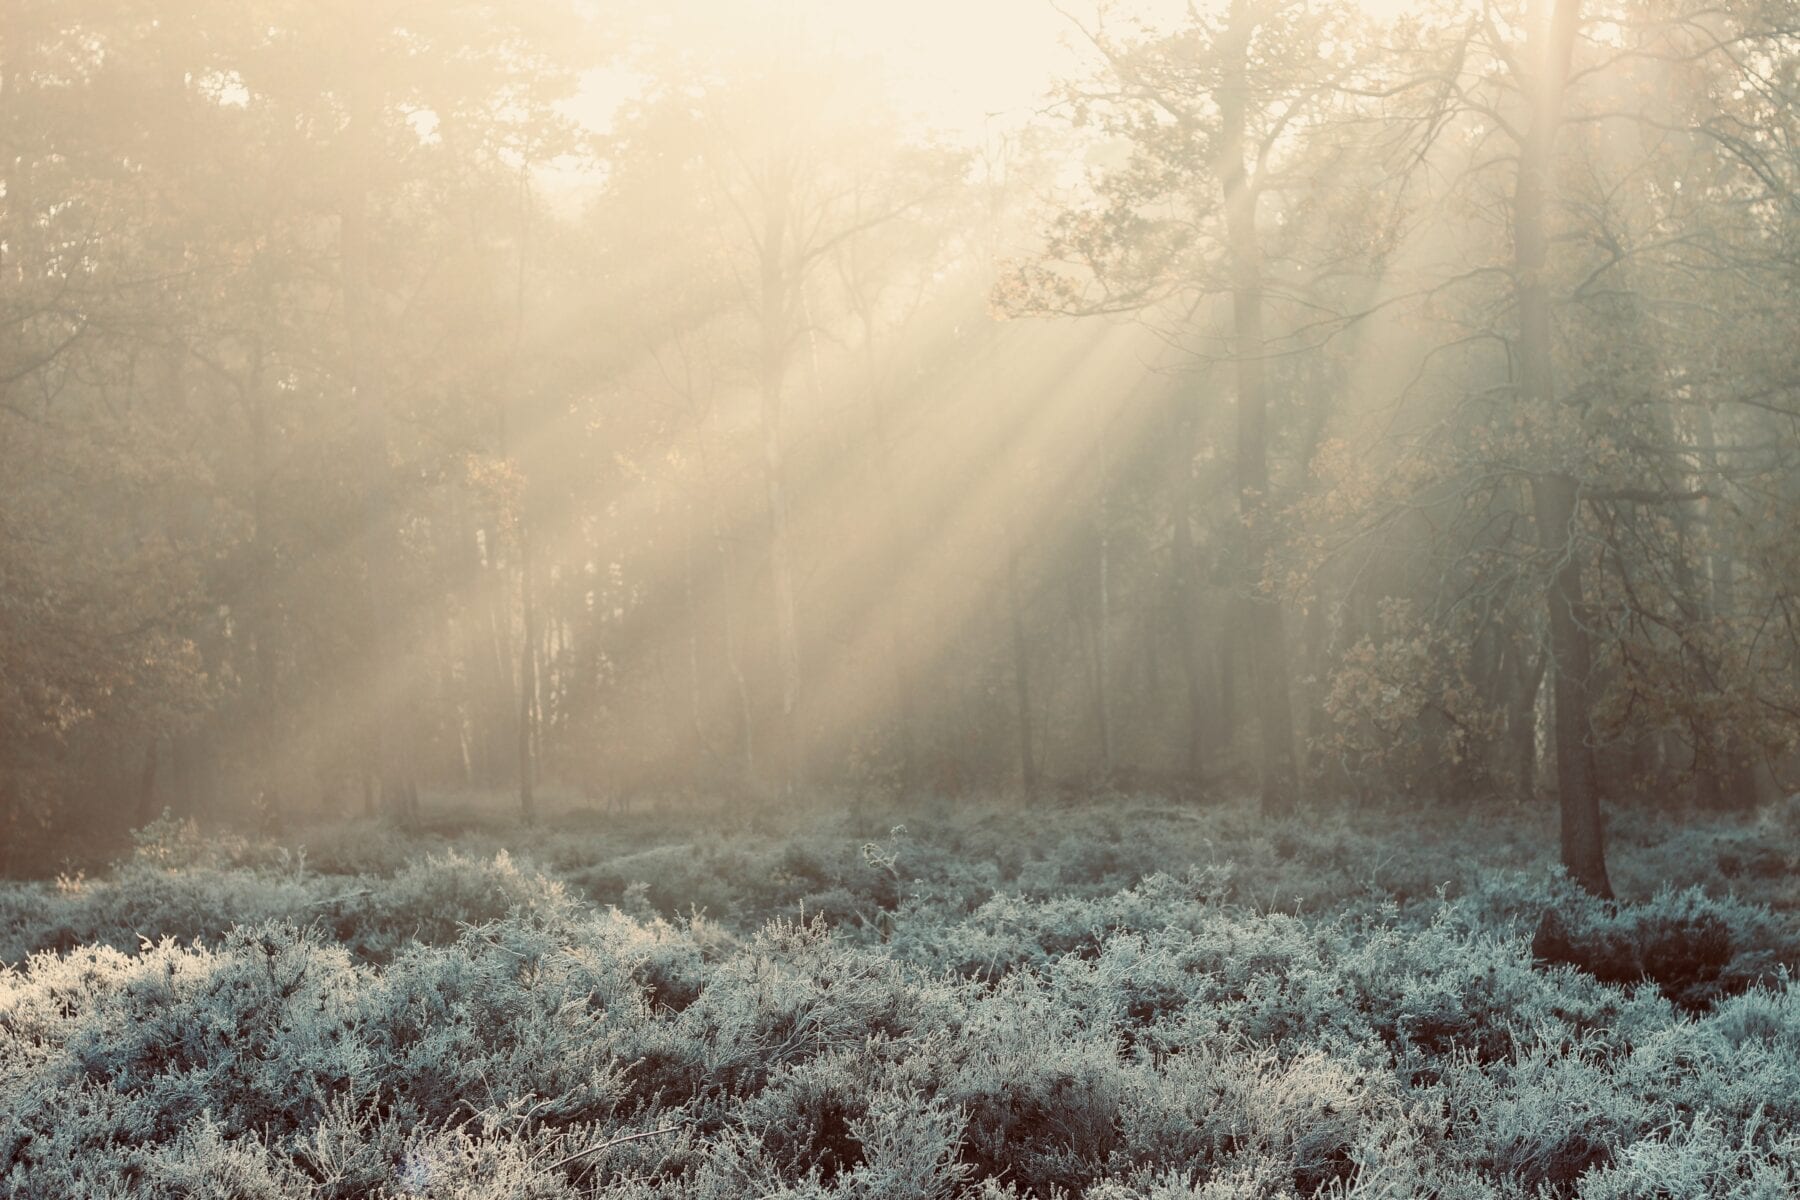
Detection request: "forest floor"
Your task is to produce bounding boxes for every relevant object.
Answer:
[3,791,1800,1197]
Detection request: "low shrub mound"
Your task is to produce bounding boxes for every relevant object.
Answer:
[2,798,1798,1198]
[1530,888,1788,1010]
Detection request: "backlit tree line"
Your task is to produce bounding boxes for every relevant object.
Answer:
[4,0,1798,891]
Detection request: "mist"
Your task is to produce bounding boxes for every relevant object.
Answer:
[5,0,1800,1194]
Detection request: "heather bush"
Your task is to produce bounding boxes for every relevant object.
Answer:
[0,864,319,964]
[4,798,1800,1197]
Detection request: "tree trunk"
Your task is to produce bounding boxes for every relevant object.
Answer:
[0,9,29,296]
[244,344,284,826]
[1300,597,1330,796]
[681,511,711,769]
[722,534,757,784]
[1644,394,1726,806]
[1693,404,1757,808]
[1007,532,1039,803]
[517,526,538,823]
[1218,0,1299,817]
[857,311,919,794]
[1091,414,1115,777]
[1507,640,1547,802]
[758,169,803,795]
[1080,600,1112,779]
[697,423,756,784]
[135,738,161,828]
[1514,0,1610,895]
[451,500,492,785]
[0,771,14,877]
[1296,365,1337,798]
[1171,499,1208,781]
[483,530,514,785]
[340,84,416,824]
[1217,602,1239,746]
[507,166,539,824]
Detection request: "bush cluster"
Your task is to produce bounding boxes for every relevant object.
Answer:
[3,798,1798,1197]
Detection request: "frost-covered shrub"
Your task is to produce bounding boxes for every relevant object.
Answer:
[735,1052,875,1183]
[0,865,318,964]
[135,1114,306,1199]
[291,819,426,878]
[1530,885,1796,1009]
[1112,1045,1396,1193]
[334,850,578,958]
[676,917,924,1099]
[0,928,367,1196]
[950,1018,1128,1192]
[5,799,1800,1198]
[127,808,299,873]
[1576,1112,1800,1200]
[1433,1039,1659,1193]
[839,1084,969,1200]
[0,849,582,968]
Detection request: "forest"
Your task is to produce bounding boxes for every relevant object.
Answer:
[4,0,1800,1195]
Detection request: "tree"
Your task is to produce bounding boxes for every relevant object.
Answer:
[999,0,1386,814]
[237,0,584,818]
[1504,0,1612,894]
[607,42,959,793]
[1295,0,1800,890]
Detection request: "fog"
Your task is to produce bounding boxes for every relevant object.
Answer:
[5,0,1800,886]
[7,2,1800,1195]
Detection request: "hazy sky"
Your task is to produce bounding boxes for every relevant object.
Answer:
[551,0,1426,197]
[568,0,1085,145]
[805,0,1092,132]
[664,0,1427,135]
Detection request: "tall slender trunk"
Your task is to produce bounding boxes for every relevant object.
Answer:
[1218,602,1239,746]
[1642,354,1723,804]
[135,738,161,828]
[1515,0,1609,895]
[429,605,461,788]
[857,310,919,794]
[245,345,283,823]
[1296,367,1336,797]
[1080,600,1110,777]
[1694,404,1757,807]
[504,166,538,822]
[760,355,801,792]
[452,498,494,785]
[722,533,757,782]
[1218,0,1299,817]
[1300,597,1329,795]
[759,176,803,794]
[1090,414,1115,776]
[682,512,709,765]
[341,83,416,823]
[0,771,14,877]
[0,9,28,294]
[1006,533,1040,804]
[1171,454,1209,779]
[517,527,538,822]
[695,419,755,782]
[483,527,514,784]
[1661,454,1732,809]
[532,603,549,774]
